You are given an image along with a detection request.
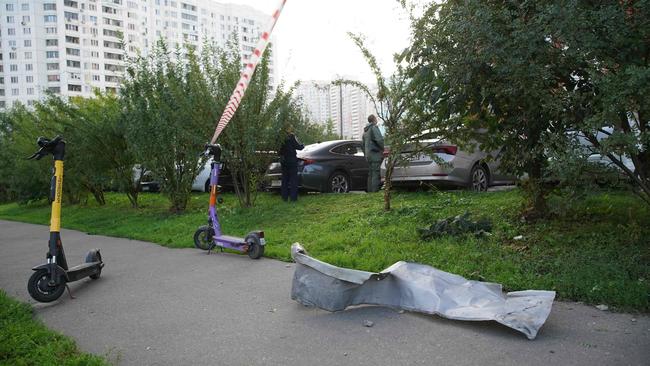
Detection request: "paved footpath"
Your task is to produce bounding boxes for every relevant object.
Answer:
[0,220,648,366]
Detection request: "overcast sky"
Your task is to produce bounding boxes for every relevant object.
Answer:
[228,0,412,85]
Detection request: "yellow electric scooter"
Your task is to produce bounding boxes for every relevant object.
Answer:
[26,136,104,302]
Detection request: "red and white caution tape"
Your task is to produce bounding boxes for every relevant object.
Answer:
[210,0,287,143]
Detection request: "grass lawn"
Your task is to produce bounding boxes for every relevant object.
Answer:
[0,188,648,311]
[0,290,107,366]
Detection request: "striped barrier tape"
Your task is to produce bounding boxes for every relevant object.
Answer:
[210,0,288,144]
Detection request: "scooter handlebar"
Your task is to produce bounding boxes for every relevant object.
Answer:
[26,135,64,160]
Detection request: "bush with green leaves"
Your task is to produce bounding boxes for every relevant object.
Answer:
[121,42,218,212]
[401,0,649,217]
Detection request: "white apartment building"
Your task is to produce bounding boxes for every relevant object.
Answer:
[296,80,330,125]
[329,81,378,140]
[0,0,276,109]
[295,79,378,140]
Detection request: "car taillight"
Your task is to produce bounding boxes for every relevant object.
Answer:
[431,145,457,155]
[301,158,316,165]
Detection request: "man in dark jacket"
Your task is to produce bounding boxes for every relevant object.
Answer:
[362,114,385,192]
[280,127,305,201]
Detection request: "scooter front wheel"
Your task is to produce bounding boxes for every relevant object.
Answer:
[27,269,65,303]
[193,225,214,251]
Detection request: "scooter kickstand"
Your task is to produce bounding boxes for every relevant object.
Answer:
[65,284,76,299]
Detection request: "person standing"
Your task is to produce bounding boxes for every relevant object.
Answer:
[362,114,385,192]
[280,127,304,202]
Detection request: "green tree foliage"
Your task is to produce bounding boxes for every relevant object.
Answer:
[0,104,51,203]
[0,95,135,206]
[121,42,218,212]
[402,0,650,215]
[336,33,425,211]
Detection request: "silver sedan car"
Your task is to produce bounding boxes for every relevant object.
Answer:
[381,137,514,191]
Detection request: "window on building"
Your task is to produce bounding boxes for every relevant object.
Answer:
[64,12,79,21]
[24,40,31,47]
[46,27,57,34]
[9,53,17,60]
[46,39,58,46]
[65,24,78,31]
[22,15,30,23]
[12,89,19,96]
[91,39,99,46]
[66,48,80,56]
[105,75,121,83]
[48,87,61,94]
[26,76,33,83]
[48,75,60,82]
[67,60,81,68]
[10,76,18,84]
[90,51,99,57]
[0,77,3,84]
[10,65,18,72]
[89,4,96,11]
[65,36,80,44]
[69,73,80,80]
[25,64,32,71]
[47,63,59,70]
[44,15,57,22]
[43,3,56,11]
[64,0,78,8]
[8,28,16,36]
[23,28,31,35]
[21,3,29,11]
[27,88,34,95]
[5,4,14,11]
[92,75,100,81]
[24,52,32,59]
[68,84,82,92]
[46,51,59,58]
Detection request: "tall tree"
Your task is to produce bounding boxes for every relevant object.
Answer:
[402,0,650,216]
[336,33,424,211]
[121,42,217,212]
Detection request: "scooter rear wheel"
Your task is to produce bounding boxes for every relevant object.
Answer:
[28,269,65,303]
[245,233,264,259]
[193,225,214,251]
[86,249,102,280]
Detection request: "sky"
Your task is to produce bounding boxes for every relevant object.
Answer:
[228,0,413,85]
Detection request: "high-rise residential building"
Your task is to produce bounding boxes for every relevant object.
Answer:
[296,80,330,125]
[329,81,378,140]
[295,79,378,140]
[0,0,276,110]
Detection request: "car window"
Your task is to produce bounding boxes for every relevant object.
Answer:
[332,143,364,156]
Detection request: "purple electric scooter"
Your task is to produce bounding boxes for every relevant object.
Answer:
[193,144,265,259]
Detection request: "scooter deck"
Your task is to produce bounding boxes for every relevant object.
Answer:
[67,261,102,282]
[214,235,246,245]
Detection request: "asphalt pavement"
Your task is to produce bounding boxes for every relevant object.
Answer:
[0,220,648,366]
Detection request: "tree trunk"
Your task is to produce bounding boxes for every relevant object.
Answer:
[383,156,396,211]
[523,157,548,220]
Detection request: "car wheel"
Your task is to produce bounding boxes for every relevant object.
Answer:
[327,171,350,193]
[470,164,489,192]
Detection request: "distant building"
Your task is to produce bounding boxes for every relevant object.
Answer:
[295,80,330,125]
[294,79,378,140]
[0,0,276,109]
[329,81,378,140]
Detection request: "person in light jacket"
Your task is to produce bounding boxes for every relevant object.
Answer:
[361,114,384,192]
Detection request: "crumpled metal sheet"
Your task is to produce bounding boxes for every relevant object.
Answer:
[290,244,555,339]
